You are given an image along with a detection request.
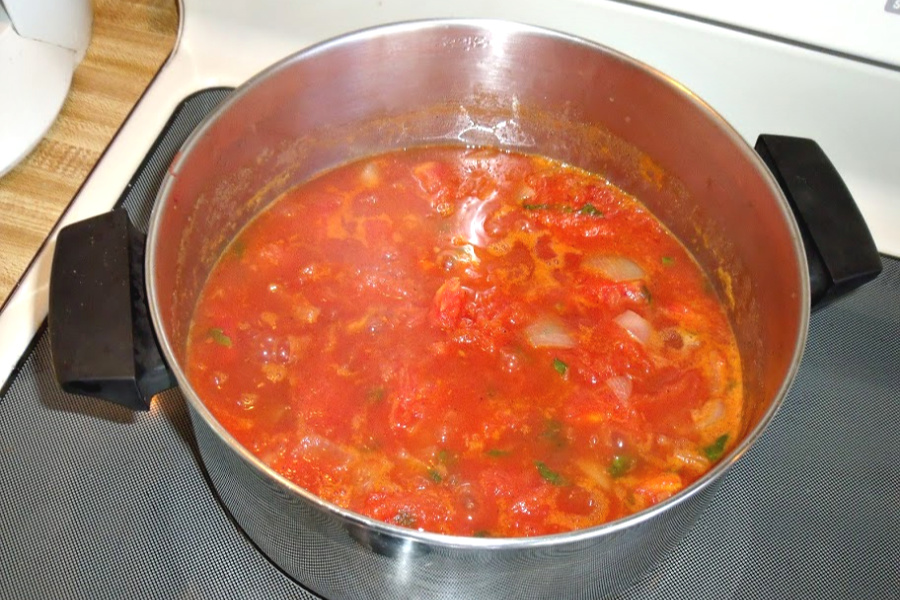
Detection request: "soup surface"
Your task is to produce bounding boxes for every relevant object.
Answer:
[186,146,742,537]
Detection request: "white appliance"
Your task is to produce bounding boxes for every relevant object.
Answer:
[0,0,898,389]
[0,0,92,177]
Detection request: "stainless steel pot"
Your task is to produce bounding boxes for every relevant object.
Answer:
[49,20,881,599]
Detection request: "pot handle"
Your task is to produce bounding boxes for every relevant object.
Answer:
[48,210,177,410]
[754,134,882,310]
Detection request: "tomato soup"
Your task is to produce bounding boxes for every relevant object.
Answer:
[186,146,742,537]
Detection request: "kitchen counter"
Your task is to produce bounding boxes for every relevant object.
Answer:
[0,0,178,307]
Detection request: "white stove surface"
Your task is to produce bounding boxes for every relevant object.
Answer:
[1,0,898,389]
[629,0,900,68]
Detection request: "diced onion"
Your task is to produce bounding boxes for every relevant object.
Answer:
[525,317,576,348]
[582,255,645,282]
[606,376,633,402]
[670,440,710,473]
[691,399,725,429]
[614,310,652,344]
[518,185,535,201]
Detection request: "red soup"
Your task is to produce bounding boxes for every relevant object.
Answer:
[186,146,742,537]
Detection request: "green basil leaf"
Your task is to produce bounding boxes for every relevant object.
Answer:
[208,328,232,347]
[553,358,568,377]
[578,203,604,217]
[703,434,729,461]
[608,454,634,478]
[535,461,567,486]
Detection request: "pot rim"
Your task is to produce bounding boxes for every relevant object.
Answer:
[146,17,810,550]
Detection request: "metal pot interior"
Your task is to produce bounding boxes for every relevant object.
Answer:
[148,19,808,537]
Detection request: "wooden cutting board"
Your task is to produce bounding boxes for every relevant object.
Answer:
[0,0,178,307]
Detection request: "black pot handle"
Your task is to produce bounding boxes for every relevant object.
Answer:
[49,210,176,410]
[755,135,882,310]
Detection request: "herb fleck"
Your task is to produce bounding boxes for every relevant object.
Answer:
[485,448,510,457]
[366,386,386,402]
[437,449,456,466]
[553,358,569,377]
[208,328,232,347]
[661,256,674,266]
[703,434,729,462]
[578,203,604,217]
[541,419,567,448]
[535,461,567,486]
[428,469,443,483]
[523,203,574,213]
[608,454,634,478]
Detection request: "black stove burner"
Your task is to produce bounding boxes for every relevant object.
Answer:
[1,89,898,600]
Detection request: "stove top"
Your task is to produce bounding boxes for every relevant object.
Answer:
[1,2,899,597]
[1,86,898,600]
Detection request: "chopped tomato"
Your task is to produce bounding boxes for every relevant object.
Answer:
[186,146,743,537]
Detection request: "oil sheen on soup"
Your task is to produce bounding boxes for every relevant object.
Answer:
[186,146,743,538]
